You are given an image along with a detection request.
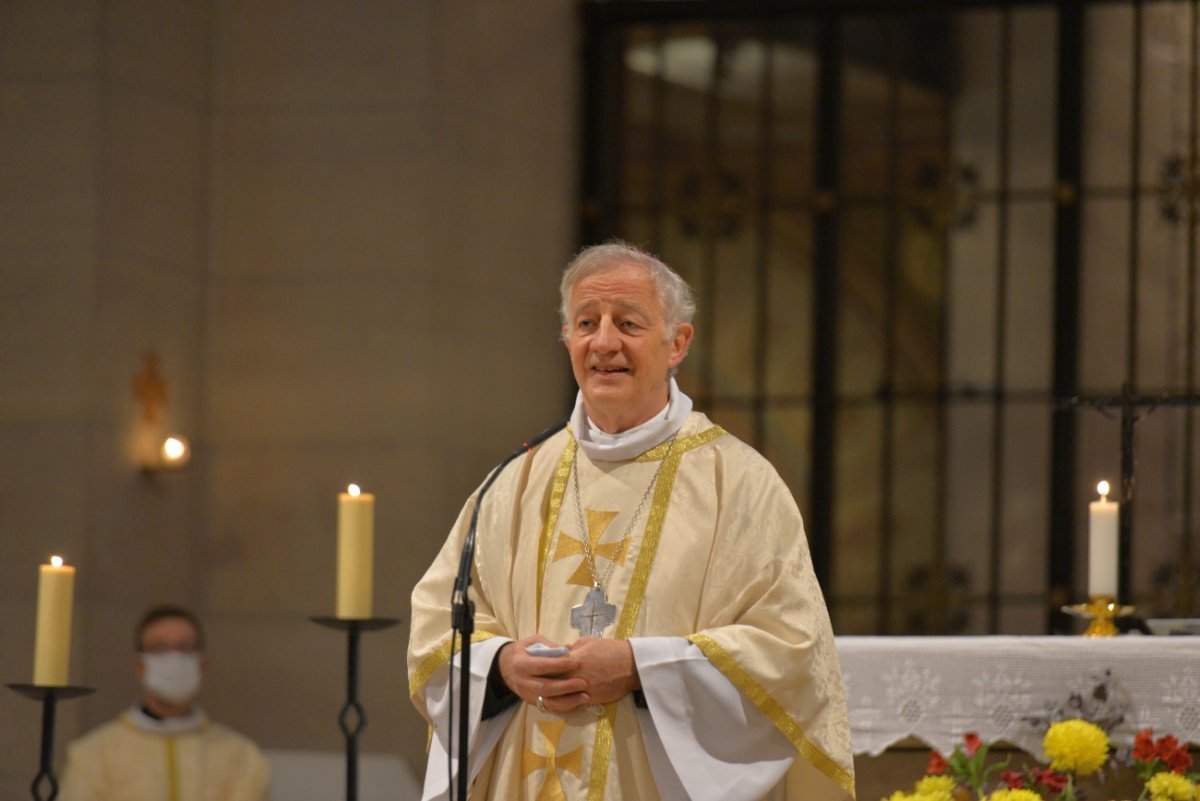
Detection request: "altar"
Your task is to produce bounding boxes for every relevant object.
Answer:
[835,635,1200,797]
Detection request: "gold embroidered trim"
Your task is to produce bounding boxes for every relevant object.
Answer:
[166,736,179,801]
[685,632,855,797]
[586,703,619,801]
[408,630,496,699]
[587,424,726,798]
[615,451,681,639]
[634,423,726,462]
[537,437,577,617]
[617,425,724,639]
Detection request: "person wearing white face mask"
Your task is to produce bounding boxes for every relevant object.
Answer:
[60,605,270,801]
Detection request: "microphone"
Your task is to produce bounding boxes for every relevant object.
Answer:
[448,418,567,800]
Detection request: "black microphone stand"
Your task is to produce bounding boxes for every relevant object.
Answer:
[449,419,566,801]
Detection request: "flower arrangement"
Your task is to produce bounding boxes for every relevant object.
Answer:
[886,724,1197,801]
[887,731,1012,801]
[1131,730,1197,801]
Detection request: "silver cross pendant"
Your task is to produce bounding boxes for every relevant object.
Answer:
[570,586,617,638]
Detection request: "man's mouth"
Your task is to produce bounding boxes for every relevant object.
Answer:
[591,366,629,374]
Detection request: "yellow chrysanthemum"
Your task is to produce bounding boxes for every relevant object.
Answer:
[1147,772,1197,801]
[884,791,913,801]
[914,775,957,797]
[987,789,1043,801]
[1042,719,1109,776]
[910,793,953,801]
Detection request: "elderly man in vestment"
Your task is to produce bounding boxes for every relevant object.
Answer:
[407,242,854,800]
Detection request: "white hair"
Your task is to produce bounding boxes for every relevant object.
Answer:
[559,241,696,341]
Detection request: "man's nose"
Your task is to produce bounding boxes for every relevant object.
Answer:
[590,317,620,351]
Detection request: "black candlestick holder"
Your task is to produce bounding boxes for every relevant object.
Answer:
[310,616,399,801]
[5,683,95,801]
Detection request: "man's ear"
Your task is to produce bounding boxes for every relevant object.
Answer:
[668,323,694,369]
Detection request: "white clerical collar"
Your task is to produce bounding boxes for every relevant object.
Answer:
[571,378,693,462]
[124,705,207,735]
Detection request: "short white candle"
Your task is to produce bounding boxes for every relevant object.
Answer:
[1087,480,1119,599]
[34,555,75,686]
[337,484,375,619]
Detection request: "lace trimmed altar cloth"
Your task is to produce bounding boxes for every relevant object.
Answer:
[835,635,1200,758]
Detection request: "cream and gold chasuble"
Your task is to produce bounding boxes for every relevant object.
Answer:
[59,709,270,801]
[408,412,855,801]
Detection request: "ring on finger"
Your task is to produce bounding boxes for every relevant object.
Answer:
[536,695,547,713]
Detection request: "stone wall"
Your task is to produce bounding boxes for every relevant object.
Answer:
[0,1,576,794]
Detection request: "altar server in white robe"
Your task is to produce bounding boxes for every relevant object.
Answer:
[407,241,854,801]
[60,605,270,801]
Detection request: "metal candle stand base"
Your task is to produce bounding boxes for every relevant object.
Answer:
[310,616,399,801]
[5,683,95,801]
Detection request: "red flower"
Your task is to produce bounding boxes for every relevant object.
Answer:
[1166,746,1193,774]
[1030,768,1069,793]
[1001,770,1028,789]
[1156,735,1182,761]
[926,751,947,775]
[964,732,983,757]
[1134,729,1157,762]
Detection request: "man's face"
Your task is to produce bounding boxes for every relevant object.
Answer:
[135,616,205,680]
[563,263,693,433]
[135,616,207,712]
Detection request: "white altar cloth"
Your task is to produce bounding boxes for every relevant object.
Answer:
[834,635,1200,758]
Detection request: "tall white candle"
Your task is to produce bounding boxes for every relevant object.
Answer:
[337,484,375,619]
[1088,481,1119,599]
[34,555,75,686]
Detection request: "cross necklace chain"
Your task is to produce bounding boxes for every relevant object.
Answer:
[568,435,676,638]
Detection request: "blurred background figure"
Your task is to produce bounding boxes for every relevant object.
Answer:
[59,605,270,801]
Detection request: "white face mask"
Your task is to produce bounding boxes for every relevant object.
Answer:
[141,652,203,705]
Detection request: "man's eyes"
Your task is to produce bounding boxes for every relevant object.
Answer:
[574,318,643,331]
[142,644,200,654]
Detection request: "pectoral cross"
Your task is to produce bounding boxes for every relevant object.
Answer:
[570,586,617,638]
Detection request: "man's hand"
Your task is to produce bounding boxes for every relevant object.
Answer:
[565,638,640,706]
[496,636,589,714]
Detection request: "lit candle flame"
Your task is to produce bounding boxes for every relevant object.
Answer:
[1097,480,1110,499]
[50,555,63,568]
[348,484,361,497]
